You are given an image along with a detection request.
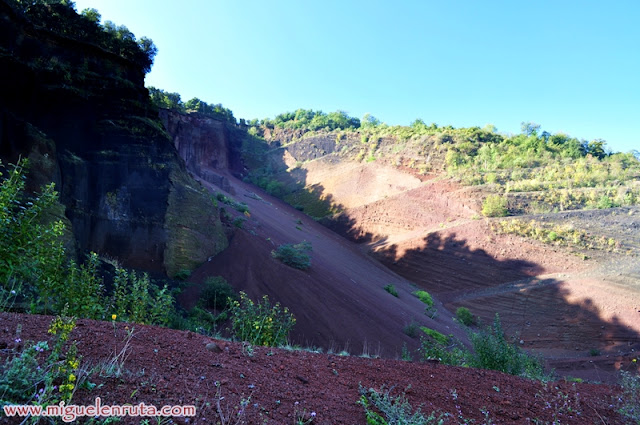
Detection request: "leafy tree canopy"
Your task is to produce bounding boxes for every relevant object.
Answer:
[148,88,237,125]
[6,0,157,73]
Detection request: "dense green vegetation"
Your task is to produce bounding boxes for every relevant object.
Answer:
[257,109,361,131]
[455,307,475,326]
[0,314,82,414]
[6,0,157,73]
[200,276,238,310]
[149,82,640,219]
[148,87,237,125]
[0,159,172,324]
[492,219,619,251]
[241,107,640,217]
[419,314,546,380]
[271,241,313,270]
[228,292,296,347]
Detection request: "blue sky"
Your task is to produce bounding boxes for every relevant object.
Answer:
[73,0,638,153]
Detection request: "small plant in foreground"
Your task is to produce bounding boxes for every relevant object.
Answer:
[358,385,448,425]
[112,267,174,326]
[384,284,399,297]
[98,325,135,378]
[617,370,640,424]
[228,291,296,346]
[294,401,316,424]
[272,241,313,270]
[534,383,582,423]
[470,314,546,380]
[0,314,80,411]
[214,381,252,425]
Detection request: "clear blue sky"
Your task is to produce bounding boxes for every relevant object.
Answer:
[73,0,639,153]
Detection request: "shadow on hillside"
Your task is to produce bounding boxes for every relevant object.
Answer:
[376,231,544,298]
[329,210,640,375]
[223,128,640,376]
[233,132,349,219]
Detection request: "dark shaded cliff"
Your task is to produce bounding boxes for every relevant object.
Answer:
[0,1,227,276]
[159,110,245,194]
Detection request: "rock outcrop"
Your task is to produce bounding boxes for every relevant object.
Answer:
[159,110,245,194]
[0,0,227,276]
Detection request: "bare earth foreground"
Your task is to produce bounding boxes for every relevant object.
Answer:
[0,313,633,424]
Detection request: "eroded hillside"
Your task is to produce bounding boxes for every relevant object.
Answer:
[222,121,640,381]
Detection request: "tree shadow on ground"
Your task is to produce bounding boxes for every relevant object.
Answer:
[331,212,640,380]
[215,128,640,380]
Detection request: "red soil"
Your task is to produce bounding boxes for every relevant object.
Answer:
[1,312,631,425]
[182,173,468,358]
[289,161,640,383]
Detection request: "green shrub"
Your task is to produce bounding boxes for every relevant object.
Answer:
[112,268,174,326]
[417,314,546,379]
[482,194,508,217]
[492,219,618,251]
[414,290,437,317]
[419,335,468,366]
[596,195,614,209]
[414,291,433,307]
[470,314,545,379]
[0,159,64,312]
[420,327,449,345]
[618,370,640,424]
[173,268,192,281]
[384,284,399,297]
[0,159,106,317]
[233,216,246,228]
[56,253,106,319]
[272,241,312,270]
[0,315,80,410]
[403,322,418,338]
[228,291,296,347]
[200,276,237,310]
[358,385,447,425]
[265,180,286,198]
[484,172,498,184]
[455,307,475,326]
[187,306,228,335]
[215,192,250,213]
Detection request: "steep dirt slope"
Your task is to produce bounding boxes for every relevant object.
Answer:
[161,113,639,380]
[287,155,640,381]
[183,174,466,357]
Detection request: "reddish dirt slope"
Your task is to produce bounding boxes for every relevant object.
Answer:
[290,160,640,382]
[1,313,632,425]
[182,174,466,357]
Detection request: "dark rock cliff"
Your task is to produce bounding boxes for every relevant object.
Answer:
[0,1,227,276]
[159,110,245,194]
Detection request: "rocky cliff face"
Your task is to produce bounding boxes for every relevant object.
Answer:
[0,1,227,276]
[159,110,245,194]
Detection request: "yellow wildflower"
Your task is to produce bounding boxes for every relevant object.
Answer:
[112,314,117,321]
